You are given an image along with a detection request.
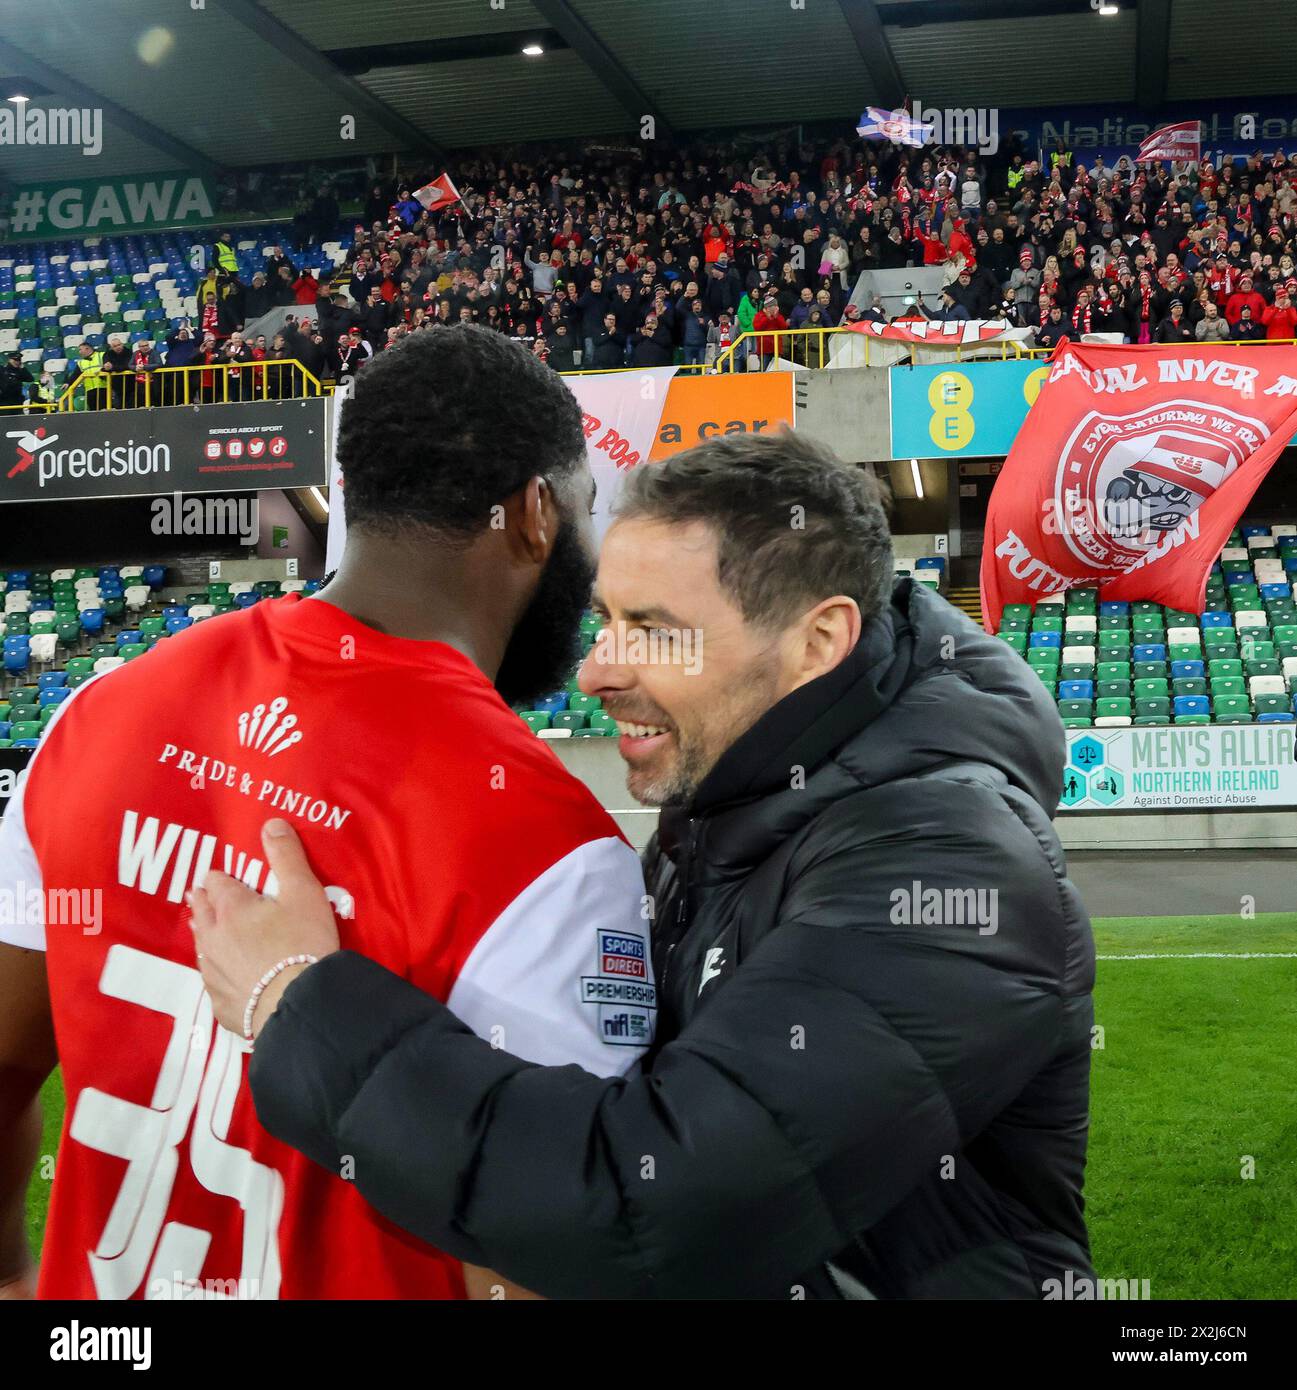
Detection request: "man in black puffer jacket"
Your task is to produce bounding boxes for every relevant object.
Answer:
[194,431,1096,1301]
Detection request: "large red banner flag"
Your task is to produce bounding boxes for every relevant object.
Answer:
[980,341,1297,631]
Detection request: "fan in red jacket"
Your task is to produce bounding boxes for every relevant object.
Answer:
[1262,290,1297,340]
[1224,275,1267,324]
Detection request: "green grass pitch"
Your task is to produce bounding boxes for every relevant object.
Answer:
[24,914,1297,1298]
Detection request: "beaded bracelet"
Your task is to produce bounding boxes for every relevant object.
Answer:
[243,954,319,1042]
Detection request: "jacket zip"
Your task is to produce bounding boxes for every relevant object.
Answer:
[660,817,699,994]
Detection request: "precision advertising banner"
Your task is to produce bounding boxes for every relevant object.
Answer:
[324,371,795,570]
[0,399,328,504]
[980,342,1297,632]
[1058,726,1297,812]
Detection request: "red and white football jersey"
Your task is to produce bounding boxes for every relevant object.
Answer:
[0,595,654,1300]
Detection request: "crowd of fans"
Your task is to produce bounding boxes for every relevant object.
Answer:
[19,131,1297,410]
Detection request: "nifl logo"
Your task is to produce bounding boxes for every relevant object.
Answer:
[237,697,302,757]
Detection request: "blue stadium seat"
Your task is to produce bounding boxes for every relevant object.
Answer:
[1170,660,1205,679]
[1173,695,1209,717]
[115,630,142,648]
[80,608,105,633]
[39,686,71,706]
[1133,644,1167,663]
[37,671,67,690]
[1029,631,1062,649]
[1057,680,1094,700]
[1099,601,1129,617]
[1200,611,1233,628]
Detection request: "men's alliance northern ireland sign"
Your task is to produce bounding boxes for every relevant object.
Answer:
[980,343,1297,631]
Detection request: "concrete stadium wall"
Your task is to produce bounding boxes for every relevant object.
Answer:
[795,367,892,462]
[551,739,1297,853]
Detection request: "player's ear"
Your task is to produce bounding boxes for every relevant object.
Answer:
[507,476,558,565]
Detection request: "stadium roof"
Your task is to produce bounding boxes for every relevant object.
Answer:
[0,0,1287,180]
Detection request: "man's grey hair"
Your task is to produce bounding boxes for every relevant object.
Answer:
[613,430,894,631]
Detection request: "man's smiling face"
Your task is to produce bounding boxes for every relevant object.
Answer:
[578,518,786,806]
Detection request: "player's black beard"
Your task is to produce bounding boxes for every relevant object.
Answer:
[494,521,596,708]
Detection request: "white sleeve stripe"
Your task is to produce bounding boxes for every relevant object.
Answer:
[447,835,655,1078]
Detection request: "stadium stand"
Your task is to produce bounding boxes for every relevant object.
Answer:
[8,138,1297,411]
[0,570,323,747]
[996,524,1297,729]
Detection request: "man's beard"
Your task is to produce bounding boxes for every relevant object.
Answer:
[494,521,596,708]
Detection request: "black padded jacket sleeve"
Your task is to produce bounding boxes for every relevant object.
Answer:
[249,812,1069,1299]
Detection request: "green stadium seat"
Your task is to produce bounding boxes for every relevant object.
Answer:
[1208,658,1244,679]
[587,711,618,735]
[1059,663,1094,682]
[999,632,1027,652]
[1132,661,1167,679]
[65,656,94,677]
[1027,648,1060,668]
[1210,677,1246,697]
[1001,604,1032,622]
[1213,696,1251,721]
[1134,697,1171,719]
[1057,699,1092,719]
[550,710,587,730]
[1096,661,1131,682]
[520,711,551,733]
[1029,615,1061,633]
[1172,678,1207,697]
[1246,659,1281,678]
[1253,694,1290,716]
[567,693,601,715]
[1174,715,1211,726]
[1061,717,1092,729]
[1095,697,1132,719]
[1133,678,1170,698]
[1096,680,1130,699]
[10,721,41,740]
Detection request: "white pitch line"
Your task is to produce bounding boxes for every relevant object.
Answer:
[1097,952,1297,960]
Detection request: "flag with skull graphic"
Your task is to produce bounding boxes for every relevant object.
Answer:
[980,342,1297,631]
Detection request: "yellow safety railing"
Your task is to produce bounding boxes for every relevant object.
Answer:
[46,359,329,413]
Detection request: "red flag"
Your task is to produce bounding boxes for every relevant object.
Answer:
[413,173,462,212]
[1136,120,1201,164]
[979,342,1297,631]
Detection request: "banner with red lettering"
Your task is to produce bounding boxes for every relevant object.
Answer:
[846,319,1016,345]
[980,342,1297,631]
[325,368,795,569]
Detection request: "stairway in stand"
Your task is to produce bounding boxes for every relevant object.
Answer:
[947,585,984,629]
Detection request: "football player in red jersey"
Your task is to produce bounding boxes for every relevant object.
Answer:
[0,327,652,1300]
